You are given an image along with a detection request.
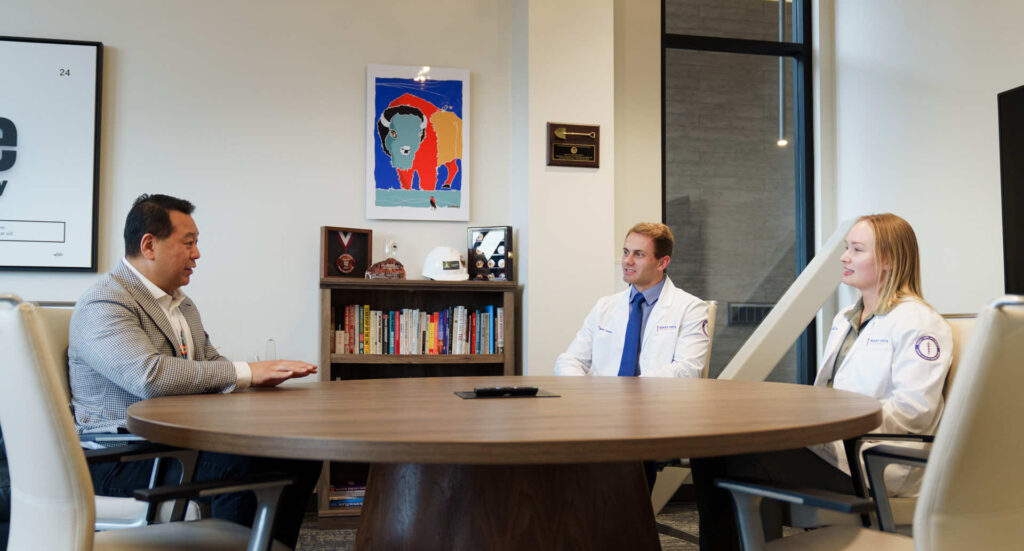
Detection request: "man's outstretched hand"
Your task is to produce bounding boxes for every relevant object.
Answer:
[250,360,318,387]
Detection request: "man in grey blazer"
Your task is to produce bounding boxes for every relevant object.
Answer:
[69,193,319,548]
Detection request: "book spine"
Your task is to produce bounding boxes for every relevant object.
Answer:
[442,309,449,355]
[486,305,495,354]
[363,304,370,354]
[420,311,428,354]
[348,305,355,354]
[454,306,463,354]
[369,310,375,355]
[428,313,436,354]
[496,307,504,354]
[471,312,477,354]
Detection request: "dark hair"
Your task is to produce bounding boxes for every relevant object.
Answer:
[123,194,195,257]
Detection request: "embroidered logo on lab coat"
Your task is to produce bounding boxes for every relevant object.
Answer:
[656,324,678,333]
[866,338,890,348]
[915,335,940,361]
[701,319,709,337]
[597,325,613,334]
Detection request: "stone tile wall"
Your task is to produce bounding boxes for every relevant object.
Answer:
[665,0,798,381]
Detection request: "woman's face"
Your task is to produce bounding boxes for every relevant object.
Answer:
[840,221,886,292]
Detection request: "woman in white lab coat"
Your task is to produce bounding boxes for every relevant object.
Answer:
[692,213,952,551]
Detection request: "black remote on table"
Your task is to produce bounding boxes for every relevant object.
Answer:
[473,386,539,397]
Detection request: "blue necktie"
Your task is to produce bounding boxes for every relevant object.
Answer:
[617,293,645,376]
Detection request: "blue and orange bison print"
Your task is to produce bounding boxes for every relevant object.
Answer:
[376,93,463,191]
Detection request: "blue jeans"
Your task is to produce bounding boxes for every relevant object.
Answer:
[89,451,320,548]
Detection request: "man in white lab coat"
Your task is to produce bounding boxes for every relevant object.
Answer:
[555,222,710,490]
[555,222,710,379]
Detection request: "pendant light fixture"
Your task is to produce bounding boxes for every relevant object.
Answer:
[776,0,788,147]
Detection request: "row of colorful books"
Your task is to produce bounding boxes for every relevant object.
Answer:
[328,483,365,508]
[334,304,505,355]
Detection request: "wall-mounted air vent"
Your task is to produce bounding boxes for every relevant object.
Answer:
[727,302,774,326]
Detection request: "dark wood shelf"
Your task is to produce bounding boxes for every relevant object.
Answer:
[331,353,505,364]
[321,277,516,291]
[317,276,518,524]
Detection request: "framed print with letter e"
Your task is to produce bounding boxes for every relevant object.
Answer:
[0,36,103,271]
[321,227,372,279]
[366,64,470,221]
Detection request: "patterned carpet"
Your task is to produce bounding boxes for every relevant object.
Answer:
[296,502,701,551]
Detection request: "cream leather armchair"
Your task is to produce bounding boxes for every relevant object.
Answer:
[1,297,293,551]
[33,301,202,529]
[716,296,1024,550]
[787,313,976,532]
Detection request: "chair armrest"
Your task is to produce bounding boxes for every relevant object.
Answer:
[83,438,201,523]
[80,433,148,445]
[135,474,294,551]
[862,444,930,532]
[715,478,876,514]
[132,473,294,503]
[714,478,876,551]
[855,433,934,446]
[83,442,184,465]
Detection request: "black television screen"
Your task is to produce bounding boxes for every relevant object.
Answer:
[998,84,1024,295]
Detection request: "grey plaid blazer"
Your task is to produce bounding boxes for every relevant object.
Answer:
[69,261,237,433]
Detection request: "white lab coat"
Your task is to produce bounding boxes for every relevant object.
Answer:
[810,298,952,496]
[554,276,710,378]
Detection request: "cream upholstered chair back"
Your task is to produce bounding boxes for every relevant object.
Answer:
[941,314,975,400]
[36,306,75,402]
[914,297,1024,549]
[702,300,718,378]
[0,297,95,551]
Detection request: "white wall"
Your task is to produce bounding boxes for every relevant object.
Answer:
[831,0,1019,314]
[0,0,511,366]
[614,0,662,292]
[512,0,617,375]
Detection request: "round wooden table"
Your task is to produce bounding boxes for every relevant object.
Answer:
[127,376,881,551]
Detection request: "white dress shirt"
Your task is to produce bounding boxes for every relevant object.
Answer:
[122,258,251,391]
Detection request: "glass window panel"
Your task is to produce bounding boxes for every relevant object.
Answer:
[664,49,798,382]
[666,0,794,43]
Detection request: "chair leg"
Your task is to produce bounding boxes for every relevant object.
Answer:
[730,492,766,551]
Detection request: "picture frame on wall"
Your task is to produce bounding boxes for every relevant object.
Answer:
[468,226,513,281]
[365,64,470,221]
[321,226,372,279]
[0,36,103,271]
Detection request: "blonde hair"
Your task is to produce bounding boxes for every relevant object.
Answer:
[857,213,924,313]
[627,222,674,259]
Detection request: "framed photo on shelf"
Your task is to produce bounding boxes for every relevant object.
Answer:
[321,226,372,278]
[365,64,470,222]
[467,226,513,281]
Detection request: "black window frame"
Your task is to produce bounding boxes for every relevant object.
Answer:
[661,0,816,384]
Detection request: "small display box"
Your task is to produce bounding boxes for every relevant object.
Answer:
[467,226,513,281]
[321,226,372,278]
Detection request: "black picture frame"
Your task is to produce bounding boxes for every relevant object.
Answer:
[467,226,513,281]
[321,226,373,279]
[0,35,103,271]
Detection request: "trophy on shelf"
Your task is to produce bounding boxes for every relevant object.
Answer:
[366,239,407,280]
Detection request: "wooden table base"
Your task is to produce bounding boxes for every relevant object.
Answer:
[355,462,661,551]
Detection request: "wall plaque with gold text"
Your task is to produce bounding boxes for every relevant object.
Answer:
[546,122,600,168]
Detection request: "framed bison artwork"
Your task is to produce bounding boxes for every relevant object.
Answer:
[366,64,470,221]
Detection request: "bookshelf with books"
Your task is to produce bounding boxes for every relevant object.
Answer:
[316,278,517,526]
